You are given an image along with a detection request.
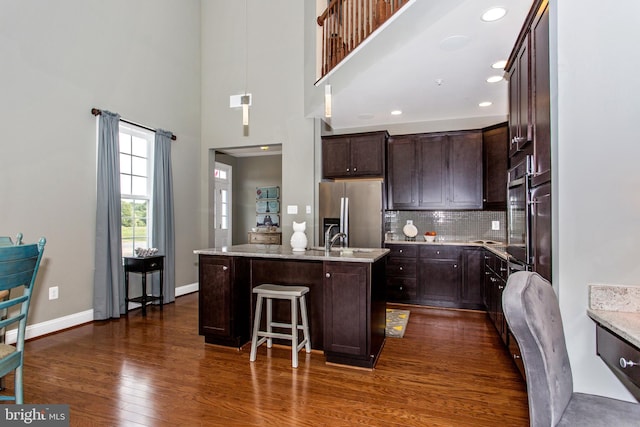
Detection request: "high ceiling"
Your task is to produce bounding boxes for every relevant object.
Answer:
[314,0,533,132]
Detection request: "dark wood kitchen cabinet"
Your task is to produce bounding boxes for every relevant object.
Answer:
[461,247,484,309]
[508,34,531,159]
[482,123,509,210]
[322,131,387,179]
[323,260,386,368]
[531,182,551,282]
[483,251,508,345]
[387,131,482,210]
[418,246,461,307]
[531,0,551,187]
[384,244,418,302]
[198,255,250,347]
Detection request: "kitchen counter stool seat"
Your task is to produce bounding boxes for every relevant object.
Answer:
[249,284,311,368]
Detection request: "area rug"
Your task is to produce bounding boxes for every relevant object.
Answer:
[386,309,410,338]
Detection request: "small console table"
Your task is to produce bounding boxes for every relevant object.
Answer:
[124,255,164,316]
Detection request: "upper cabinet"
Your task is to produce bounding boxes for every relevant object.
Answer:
[321,131,388,179]
[387,130,482,210]
[508,34,532,158]
[506,0,551,188]
[482,123,509,210]
[531,0,551,187]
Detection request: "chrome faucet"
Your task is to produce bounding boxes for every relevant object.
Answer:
[325,224,347,252]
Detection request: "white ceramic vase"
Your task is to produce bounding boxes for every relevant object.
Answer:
[290,221,308,252]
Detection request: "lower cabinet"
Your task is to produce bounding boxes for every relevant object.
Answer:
[323,260,386,368]
[198,255,250,347]
[483,250,526,378]
[385,244,484,310]
[418,246,461,306]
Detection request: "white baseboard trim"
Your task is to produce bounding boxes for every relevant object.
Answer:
[5,282,199,345]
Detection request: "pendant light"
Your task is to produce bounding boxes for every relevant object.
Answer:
[324,84,332,118]
[242,0,250,136]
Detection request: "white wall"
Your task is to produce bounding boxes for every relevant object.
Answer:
[555,0,640,401]
[0,0,202,324]
[200,0,316,248]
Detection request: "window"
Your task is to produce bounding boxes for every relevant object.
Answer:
[119,124,154,257]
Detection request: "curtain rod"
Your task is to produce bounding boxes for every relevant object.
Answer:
[91,108,177,141]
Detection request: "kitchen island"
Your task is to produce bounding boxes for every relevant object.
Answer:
[194,244,389,368]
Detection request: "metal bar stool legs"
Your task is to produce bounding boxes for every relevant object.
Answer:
[249,284,311,368]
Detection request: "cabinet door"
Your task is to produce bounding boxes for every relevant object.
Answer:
[482,124,508,210]
[199,256,232,337]
[418,258,460,304]
[508,34,531,157]
[387,136,418,208]
[322,137,351,178]
[461,247,484,308]
[350,134,385,177]
[531,2,551,187]
[323,262,368,356]
[448,132,483,209]
[531,182,551,282]
[417,134,447,209]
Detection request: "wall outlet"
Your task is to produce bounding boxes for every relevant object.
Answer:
[49,286,59,300]
[306,205,311,214]
[287,205,298,214]
[492,221,500,231]
[406,220,413,225]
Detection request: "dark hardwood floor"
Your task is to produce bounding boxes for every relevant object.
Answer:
[4,293,529,426]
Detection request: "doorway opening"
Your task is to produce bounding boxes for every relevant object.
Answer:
[214,162,232,248]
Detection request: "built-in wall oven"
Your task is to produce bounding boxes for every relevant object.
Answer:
[507,155,533,270]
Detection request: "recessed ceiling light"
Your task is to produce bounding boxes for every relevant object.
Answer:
[391,110,403,116]
[479,101,492,107]
[481,7,507,22]
[492,60,507,69]
[486,75,504,83]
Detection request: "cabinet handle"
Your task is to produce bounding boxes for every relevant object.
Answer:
[436,251,440,255]
[399,266,403,271]
[513,354,521,360]
[353,167,357,172]
[346,168,350,172]
[325,273,331,278]
[500,267,507,272]
[222,266,228,271]
[453,264,458,268]
[484,256,490,260]
[399,286,403,291]
[399,249,403,253]
[485,271,492,275]
[620,358,639,369]
[498,285,505,290]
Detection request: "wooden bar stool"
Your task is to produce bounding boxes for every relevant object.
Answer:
[249,284,311,368]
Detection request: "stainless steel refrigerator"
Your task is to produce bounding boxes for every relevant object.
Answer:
[319,180,384,248]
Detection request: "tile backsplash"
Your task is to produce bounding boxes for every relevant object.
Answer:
[385,210,507,243]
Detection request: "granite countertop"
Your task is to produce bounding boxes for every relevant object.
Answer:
[384,239,509,260]
[194,244,390,263]
[587,284,640,349]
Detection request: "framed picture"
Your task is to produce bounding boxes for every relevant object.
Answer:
[256,214,280,228]
[256,200,279,214]
[256,186,280,200]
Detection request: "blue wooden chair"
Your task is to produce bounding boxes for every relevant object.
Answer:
[0,236,46,403]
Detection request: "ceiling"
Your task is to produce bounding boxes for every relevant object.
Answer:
[220,0,532,157]
[315,0,533,131]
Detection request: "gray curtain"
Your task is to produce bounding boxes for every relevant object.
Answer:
[93,110,125,320]
[151,130,175,304]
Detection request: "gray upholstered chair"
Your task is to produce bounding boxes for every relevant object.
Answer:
[503,271,640,426]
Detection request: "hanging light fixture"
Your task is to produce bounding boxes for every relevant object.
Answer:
[242,0,250,135]
[324,84,332,118]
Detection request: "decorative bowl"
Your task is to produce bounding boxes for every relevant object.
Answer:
[423,235,436,242]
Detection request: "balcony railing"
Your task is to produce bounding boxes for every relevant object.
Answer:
[317,0,410,78]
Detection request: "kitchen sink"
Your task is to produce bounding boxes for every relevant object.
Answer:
[469,240,501,245]
[309,246,374,253]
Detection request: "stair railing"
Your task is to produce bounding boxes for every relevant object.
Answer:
[317,0,409,78]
